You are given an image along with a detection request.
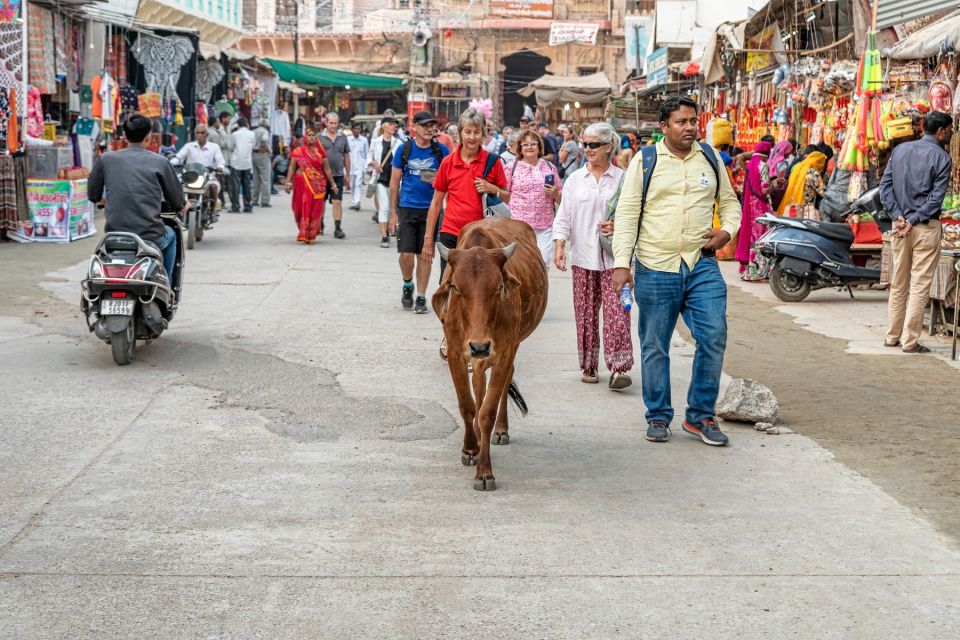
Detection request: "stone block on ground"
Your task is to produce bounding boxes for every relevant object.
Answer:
[717,378,780,424]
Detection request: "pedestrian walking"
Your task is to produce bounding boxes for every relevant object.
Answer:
[736,140,773,281]
[502,130,561,266]
[273,148,290,189]
[228,117,255,213]
[537,122,560,166]
[421,108,508,358]
[368,117,403,243]
[557,124,583,179]
[552,123,632,390]
[880,111,953,354]
[776,150,827,218]
[611,96,741,446]
[348,122,369,211]
[422,108,507,278]
[251,121,273,207]
[499,130,520,165]
[388,111,449,312]
[319,112,350,239]
[208,112,234,210]
[285,129,337,244]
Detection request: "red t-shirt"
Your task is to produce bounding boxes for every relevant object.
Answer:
[433,146,507,236]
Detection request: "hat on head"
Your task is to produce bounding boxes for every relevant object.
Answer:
[519,115,531,122]
[413,110,438,124]
[381,116,399,125]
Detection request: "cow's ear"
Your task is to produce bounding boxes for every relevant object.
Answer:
[504,272,522,290]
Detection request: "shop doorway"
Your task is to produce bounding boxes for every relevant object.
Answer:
[501,50,550,127]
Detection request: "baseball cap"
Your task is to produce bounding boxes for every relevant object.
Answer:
[413,110,438,125]
[381,116,399,125]
[519,115,531,122]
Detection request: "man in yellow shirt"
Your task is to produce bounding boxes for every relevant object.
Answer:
[612,96,741,446]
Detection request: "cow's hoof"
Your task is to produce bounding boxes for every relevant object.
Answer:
[493,432,510,445]
[473,476,497,491]
[461,453,478,466]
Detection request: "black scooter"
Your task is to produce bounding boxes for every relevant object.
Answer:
[755,187,889,302]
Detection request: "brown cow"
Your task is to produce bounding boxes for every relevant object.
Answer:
[432,217,548,491]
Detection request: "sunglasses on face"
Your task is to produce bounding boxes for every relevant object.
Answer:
[520,142,539,148]
[583,141,610,149]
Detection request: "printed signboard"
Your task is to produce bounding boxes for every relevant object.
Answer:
[489,0,554,19]
[548,22,600,46]
[625,15,654,74]
[646,47,669,88]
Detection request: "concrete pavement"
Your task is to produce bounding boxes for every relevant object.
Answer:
[2,195,959,638]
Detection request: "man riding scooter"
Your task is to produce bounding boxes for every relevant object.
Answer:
[87,114,188,277]
[170,123,225,212]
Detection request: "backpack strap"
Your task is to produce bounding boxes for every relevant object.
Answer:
[399,139,413,170]
[482,151,498,181]
[430,139,444,166]
[638,145,658,232]
[697,141,722,201]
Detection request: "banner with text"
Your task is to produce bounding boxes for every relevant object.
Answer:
[489,0,553,19]
[548,22,600,47]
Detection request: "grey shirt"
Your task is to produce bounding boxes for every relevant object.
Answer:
[319,132,349,176]
[879,134,952,226]
[87,146,186,243]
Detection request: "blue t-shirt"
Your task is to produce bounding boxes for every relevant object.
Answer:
[392,140,450,209]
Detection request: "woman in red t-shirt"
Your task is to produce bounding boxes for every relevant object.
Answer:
[421,108,507,279]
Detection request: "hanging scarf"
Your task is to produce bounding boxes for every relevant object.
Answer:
[777,151,827,215]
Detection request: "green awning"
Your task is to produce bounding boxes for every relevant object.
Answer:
[264,59,407,90]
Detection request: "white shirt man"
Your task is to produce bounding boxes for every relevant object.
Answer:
[229,122,256,171]
[347,124,369,210]
[270,104,292,146]
[170,126,225,201]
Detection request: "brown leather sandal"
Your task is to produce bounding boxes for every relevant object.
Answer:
[581,368,599,384]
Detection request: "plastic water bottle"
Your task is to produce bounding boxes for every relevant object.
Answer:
[619,285,632,312]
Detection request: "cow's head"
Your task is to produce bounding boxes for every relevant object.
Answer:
[437,242,521,360]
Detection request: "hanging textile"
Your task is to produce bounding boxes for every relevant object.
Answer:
[69,20,85,92]
[196,58,225,104]
[104,32,127,83]
[27,4,55,94]
[84,22,105,86]
[0,21,25,133]
[26,85,42,138]
[138,92,161,118]
[0,154,17,232]
[54,14,68,81]
[131,34,195,107]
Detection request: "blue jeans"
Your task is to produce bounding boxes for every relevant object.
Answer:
[155,225,177,280]
[634,257,727,425]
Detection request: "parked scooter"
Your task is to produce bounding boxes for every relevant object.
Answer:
[175,162,219,249]
[755,187,888,302]
[80,200,187,366]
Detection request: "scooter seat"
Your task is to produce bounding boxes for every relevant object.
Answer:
[798,219,855,244]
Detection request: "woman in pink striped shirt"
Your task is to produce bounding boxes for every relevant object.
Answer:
[500,130,562,265]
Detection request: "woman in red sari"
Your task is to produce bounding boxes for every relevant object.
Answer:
[284,129,337,243]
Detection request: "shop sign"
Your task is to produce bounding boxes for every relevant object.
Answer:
[745,23,784,74]
[440,85,470,99]
[646,47,669,88]
[625,16,654,74]
[548,22,600,47]
[489,0,553,19]
[9,179,98,244]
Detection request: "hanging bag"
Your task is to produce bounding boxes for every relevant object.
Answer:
[481,152,511,218]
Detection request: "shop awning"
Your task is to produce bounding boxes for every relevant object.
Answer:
[883,9,960,59]
[517,72,615,107]
[264,59,407,90]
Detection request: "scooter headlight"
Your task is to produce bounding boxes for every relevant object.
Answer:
[89,256,104,278]
[186,175,205,190]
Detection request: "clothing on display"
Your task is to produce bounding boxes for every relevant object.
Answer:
[132,33,195,107]
[196,58,225,104]
[27,4,55,94]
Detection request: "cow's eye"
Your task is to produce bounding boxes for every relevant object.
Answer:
[449,284,460,294]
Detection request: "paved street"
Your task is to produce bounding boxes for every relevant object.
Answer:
[2,195,960,638]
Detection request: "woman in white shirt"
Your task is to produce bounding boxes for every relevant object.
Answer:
[552,123,634,390]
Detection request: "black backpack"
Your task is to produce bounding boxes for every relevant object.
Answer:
[399,138,444,173]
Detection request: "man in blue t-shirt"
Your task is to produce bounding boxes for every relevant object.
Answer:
[389,110,450,314]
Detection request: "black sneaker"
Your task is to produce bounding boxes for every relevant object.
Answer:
[414,296,428,314]
[334,228,346,239]
[682,418,729,446]
[646,420,671,442]
[380,237,390,248]
[401,284,414,310]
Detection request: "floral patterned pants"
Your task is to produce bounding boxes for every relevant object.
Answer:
[571,266,634,374]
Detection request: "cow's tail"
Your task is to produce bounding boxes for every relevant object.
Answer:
[507,379,528,417]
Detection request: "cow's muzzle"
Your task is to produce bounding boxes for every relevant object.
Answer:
[469,341,492,359]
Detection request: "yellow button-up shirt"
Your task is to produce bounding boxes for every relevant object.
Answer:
[612,141,740,272]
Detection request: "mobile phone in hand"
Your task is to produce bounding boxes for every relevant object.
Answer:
[544,174,555,186]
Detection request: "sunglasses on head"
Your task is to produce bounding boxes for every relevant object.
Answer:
[584,141,610,149]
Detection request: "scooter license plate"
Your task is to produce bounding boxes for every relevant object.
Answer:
[100,299,135,316]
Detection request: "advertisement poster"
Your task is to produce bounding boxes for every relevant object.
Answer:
[745,23,783,74]
[489,0,553,19]
[548,22,600,46]
[625,16,654,74]
[69,179,96,240]
[8,179,95,243]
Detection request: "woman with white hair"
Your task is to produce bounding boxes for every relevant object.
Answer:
[422,108,508,359]
[552,122,634,390]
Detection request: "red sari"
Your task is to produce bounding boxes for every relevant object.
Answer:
[291,143,328,242]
